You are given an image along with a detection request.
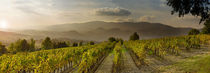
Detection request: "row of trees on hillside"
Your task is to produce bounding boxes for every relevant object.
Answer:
[0,37,95,55]
[1,32,139,55]
[8,39,36,53]
[41,37,95,49]
[108,32,140,43]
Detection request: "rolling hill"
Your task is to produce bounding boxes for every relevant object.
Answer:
[0,31,30,45]
[39,21,192,41]
[1,21,193,42]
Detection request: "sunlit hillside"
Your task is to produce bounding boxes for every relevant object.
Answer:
[1,34,210,73]
[0,0,210,73]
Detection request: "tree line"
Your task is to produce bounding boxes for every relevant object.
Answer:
[0,37,95,55]
[0,32,140,55]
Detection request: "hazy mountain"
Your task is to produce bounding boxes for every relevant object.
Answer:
[0,30,85,46]
[1,21,192,43]
[0,31,30,45]
[46,21,190,32]
[17,30,83,40]
[40,21,191,41]
[8,21,190,41]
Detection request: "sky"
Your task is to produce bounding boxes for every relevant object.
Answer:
[0,0,204,29]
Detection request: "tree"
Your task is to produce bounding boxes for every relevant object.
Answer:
[116,38,124,45]
[72,42,78,47]
[188,29,200,35]
[41,37,53,50]
[8,39,35,53]
[29,38,36,51]
[129,32,139,41]
[108,37,124,44]
[10,39,31,52]
[58,42,68,48]
[53,41,69,48]
[167,0,210,23]
[89,41,95,45]
[79,41,83,46]
[0,42,7,55]
[19,39,30,51]
[108,37,116,42]
[202,19,210,34]
[8,43,16,53]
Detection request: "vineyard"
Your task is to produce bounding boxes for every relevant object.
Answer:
[0,42,115,73]
[0,35,210,73]
[124,35,210,73]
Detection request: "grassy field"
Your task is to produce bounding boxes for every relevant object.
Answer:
[160,52,210,73]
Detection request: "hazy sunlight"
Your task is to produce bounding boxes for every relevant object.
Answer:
[0,0,210,73]
[0,20,8,29]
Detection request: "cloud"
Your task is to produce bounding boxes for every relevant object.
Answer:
[16,6,41,15]
[95,7,131,16]
[138,15,156,22]
[0,0,203,29]
[13,0,55,16]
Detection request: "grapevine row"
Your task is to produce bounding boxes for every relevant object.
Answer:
[78,42,115,73]
[0,42,114,73]
[124,35,210,66]
[112,42,123,73]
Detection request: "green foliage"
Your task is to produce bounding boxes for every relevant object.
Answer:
[88,41,95,45]
[19,39,30,51]
[167,0,210,23]
[29,38,36,51]
[125,35,204,59]
[170,55,210,73]
[116,38,123,45]
[77,42,115,73]
[0,42,7,55]
[8,39,34,53]
[53,41,69,48]
[0,35,210,73]
[108,37,116,42]
[108,37,123,44]
[79,41,83,46]
[0,42,113,73]
[8,43,16,53]
[41,37,53,50]
[129,32,139,41]
[113,43,123,73]
[187,55,210,73]
[185,36,201,51]
[188,29,200,35]
[202,19,210,34]
[72,42,78,47]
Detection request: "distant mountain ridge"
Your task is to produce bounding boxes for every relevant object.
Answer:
[46,21,188,32]
[1,21,193,42]
[39,21,192,41]
[0,31,30,45]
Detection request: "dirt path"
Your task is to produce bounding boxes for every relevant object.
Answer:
[68,67,79,73]
[62,67,76,73]
[95,53,114,73]
[121,50,141,73]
